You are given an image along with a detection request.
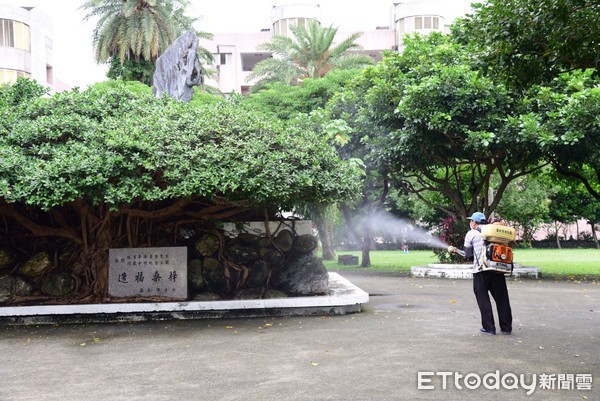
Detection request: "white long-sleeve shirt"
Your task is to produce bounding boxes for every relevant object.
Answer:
[464,228,485,273]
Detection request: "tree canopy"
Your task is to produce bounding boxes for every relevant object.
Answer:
[453,0,600,88]
[332,33,546,221]
[0,79,362,298]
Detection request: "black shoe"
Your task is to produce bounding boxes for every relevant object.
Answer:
[480,328,496,335]
[501,331,512,335]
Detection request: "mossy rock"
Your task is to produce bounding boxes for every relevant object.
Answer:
[0,274,14,303]
[13,277,33,296]
[21,252,51,278]
[233,287,264,300]
[194,233,220,257]
[188,259,206,291]
[203,257,229,294]
[246,260,269,288]
[274,230,294,252]
[224,241,259,264]
[237,233,260,245]
[41,271,76,297]
[292,235,318,255]
[258,247,284,267]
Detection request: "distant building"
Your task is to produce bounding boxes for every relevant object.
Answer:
[200,1,469,95]
[1,1,469,94]
[0,4,66,90]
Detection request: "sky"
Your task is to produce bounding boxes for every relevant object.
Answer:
[4,0,472,88]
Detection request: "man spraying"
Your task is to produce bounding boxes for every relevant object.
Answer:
[449,212,513,335]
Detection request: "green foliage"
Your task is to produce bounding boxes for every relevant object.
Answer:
[0,77,49,106]
[496,174,552,245]
[244,69,361,120]
[0,82,362,211]
[247,20,373,87]
[512,71,600,198]
[336,33,544,221]
[106,56,155,85]
[188,87,226,107]
[453,0,600,88]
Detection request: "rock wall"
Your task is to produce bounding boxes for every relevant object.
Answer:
[0,220,328,305]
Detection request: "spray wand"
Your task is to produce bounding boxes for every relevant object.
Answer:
[447,246,465,257]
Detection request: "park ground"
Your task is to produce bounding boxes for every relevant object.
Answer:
[0,269,598,401]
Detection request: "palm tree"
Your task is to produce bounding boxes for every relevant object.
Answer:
[82,0,194,62]
[81,0,215,86]
[247,20,374,88]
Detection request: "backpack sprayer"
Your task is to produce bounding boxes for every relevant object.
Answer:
[479,224,515,275]
[448,223,516,276]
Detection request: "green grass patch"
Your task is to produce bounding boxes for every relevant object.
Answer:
[323,248,600,277]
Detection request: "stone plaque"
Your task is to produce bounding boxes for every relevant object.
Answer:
[108,247,187,299]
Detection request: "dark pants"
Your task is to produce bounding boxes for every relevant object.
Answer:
[473,271,512,333]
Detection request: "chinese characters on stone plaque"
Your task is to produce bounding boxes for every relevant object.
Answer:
[108,247,187,299]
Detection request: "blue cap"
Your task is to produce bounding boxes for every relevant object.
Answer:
[467,212,486,224]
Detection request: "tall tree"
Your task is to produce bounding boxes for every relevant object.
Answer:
[81,0,212,85]
[343,33,546,223]
[247,20,373,89]
[454,1,600,198]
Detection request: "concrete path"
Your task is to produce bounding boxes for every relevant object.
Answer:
[0,270,598,401]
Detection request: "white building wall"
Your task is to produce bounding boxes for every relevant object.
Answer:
[0,5,53,88]
[199,1,468,95]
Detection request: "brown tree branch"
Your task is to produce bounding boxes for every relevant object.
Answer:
[0,206,82,244]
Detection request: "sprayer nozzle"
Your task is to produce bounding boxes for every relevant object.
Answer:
[447,246,455,253]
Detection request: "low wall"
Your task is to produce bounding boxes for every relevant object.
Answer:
[411,264,541,279]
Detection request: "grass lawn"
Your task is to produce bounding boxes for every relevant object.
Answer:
[323,248,600,278]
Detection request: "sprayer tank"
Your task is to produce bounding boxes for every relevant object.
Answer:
[481,225,516,244]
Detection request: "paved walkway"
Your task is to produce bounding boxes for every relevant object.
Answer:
[1,270,598,401]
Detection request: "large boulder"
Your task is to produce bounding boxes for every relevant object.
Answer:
[246,260,269,288]
[152,31,203,102]
[273,253,329,295]
[274,230,294,252]
[203,257,229,294]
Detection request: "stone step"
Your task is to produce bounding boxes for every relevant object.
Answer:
[0,273,369,325]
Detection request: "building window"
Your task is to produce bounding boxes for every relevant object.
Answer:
[0,68,31,84]
[210,53,233,65]
[219,53,233,65]
[414,16,439,31]
[0,19,31,50]
[397,18,405,34]
[274,19,288,36]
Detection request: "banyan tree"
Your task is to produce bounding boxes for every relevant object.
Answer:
[0,79,362,304]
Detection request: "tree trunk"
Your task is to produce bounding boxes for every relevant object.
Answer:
[361,229,371,268]
[340,204,371,267]
[318,224,336,260]
[590,221,600,249]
